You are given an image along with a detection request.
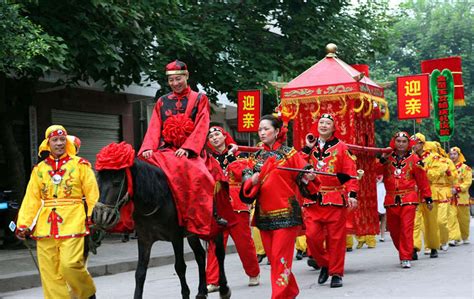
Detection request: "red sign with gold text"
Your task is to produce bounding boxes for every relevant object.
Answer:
[237,90,261,132]
[397,74,430,120]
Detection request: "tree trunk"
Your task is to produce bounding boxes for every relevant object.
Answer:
[0,73,26,203]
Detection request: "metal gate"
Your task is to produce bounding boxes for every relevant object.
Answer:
[51,109,121,166]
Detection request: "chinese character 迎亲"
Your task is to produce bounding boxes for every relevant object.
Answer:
[405,98,421,115]
[404,80,422,97]
[242,113,255,128]
[243,95,255,111]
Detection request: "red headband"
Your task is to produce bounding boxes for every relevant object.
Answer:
[389,131,416,149]
[207,126,237,150]
[48,129,67,138]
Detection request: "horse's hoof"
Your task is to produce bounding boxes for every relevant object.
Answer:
[220,289,231,299]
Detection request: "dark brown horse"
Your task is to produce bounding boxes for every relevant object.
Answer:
[92,158,230,299]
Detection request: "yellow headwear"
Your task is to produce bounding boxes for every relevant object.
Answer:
[433,141,448,158]
[423,141,438,153]
[38,125,76,158]
[413,133,426,143]
[450,147,466,164]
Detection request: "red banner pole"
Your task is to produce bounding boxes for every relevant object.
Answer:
[236,144,392,154]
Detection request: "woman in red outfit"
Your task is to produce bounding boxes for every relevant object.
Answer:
[205,126,260,292]
[241,115,320,299]
[301,113,358,288]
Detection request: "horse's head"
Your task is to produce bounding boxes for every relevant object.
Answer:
[93,142,135,230]
[93,168,129,229]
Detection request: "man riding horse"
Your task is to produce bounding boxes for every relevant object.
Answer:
[139,60,227,239]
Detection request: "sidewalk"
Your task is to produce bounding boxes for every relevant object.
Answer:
[0,235,236,293]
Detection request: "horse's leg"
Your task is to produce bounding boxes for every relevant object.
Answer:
[215,232,231,299]
[187,235,208,299]
[134,237,153,299]
[172,237,190,299]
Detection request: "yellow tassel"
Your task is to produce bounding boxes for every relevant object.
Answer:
[353,97,365,113]
[337,96,347,115]
[364,98,373,117]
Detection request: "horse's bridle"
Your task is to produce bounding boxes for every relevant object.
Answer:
[100,172,129,228]
[98,167,161,226]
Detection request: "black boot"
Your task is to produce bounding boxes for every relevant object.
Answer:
[318,267,329,284]
[330,275,343,288]
[307,257,320,270]
[216,216,228,227]
[412,249,418,260]
[430,249,438,258]
[296,250,304,260]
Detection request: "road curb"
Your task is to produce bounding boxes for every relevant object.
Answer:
[0,244,237,293]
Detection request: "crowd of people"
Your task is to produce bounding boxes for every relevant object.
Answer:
[14,60,471,299]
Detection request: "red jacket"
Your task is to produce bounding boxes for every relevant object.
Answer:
[209,148,251,212]
[301,136,358,207]
[227,158,253,212]
[138,87,209,156]
[378,151,431,206]
[241,143,320,231]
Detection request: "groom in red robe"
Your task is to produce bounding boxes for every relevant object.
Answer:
[138,60,221,238]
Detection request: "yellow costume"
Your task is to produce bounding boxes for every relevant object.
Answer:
[346,234,354,250]
[356,235,376,249]
[412,137,443,252]
[250,208,265,255]
[430,144,458,247]
[295,235,307,253]
[17,125,98,299]
[252,227,266,255]
[448,147,472,243]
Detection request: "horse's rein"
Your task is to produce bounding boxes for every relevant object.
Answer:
[100,171,129,228]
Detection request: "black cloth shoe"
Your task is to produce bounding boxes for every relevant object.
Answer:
[256,254,266,263]
[330,275,343,288]
[412,249,418,260]
[216,217,228,227]
[346,248,353,252]
[318,267,329,284]
[88,294,96,299]
[296,250,304,260]
[430,249,438,258]
[307,257,320,270]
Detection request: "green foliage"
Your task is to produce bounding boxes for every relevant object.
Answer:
[2,1,392,103]
[0,3,67,77]
[145,1,391,115]
[372,0,474,164]
[21,0,163,90]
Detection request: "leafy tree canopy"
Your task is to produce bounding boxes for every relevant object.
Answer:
[371,0,474,164]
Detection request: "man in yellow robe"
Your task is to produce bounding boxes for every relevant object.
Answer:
[16,125,98,299]
[448,147,472,245]
[411,134,446,258]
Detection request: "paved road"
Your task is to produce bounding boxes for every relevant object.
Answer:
[2,227,473,299]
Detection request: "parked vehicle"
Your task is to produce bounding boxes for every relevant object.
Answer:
[0,190,23,249]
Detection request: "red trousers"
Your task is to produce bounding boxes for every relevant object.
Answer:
[260,226,300,299]
[304,205,347,276]
[386,205,417,261]
[206,212,260,285]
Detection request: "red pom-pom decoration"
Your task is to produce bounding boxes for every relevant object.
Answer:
[95,142,135,171]
[162,114,194,148]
